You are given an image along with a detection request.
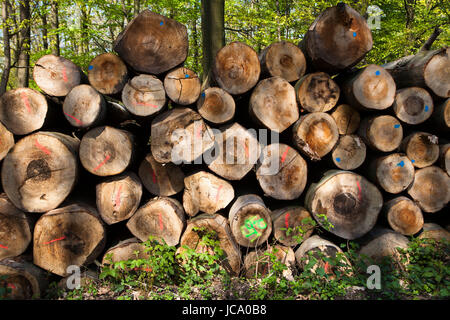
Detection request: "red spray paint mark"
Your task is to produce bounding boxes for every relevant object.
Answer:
[93,154,111,172]
[158,212,164,231]
[62,67,68,82]
[21,92,31,113]
[44,236,66,245]
[285,212,290,229]
[133,267,152,272]
[215,185,223,203]
[7,283,16,290]
[115,185,122,208]
[243,140,249,159]
[356,181,362,201]
[280,146,290,164]
[63,111,83,126]
[151,169,157,184]
[0,244,8,249]
[35,140,51,155]
[324,261,331,274]
[134,100,159,108]
[196,122,203,139]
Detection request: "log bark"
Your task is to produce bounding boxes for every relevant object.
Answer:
[177,213,241,275]
[256,143,307,200]
[197,87,235,124]
[292,112,339,161]
[113,10,188,75]
[298,3,372,74]
[383,196,423,236]
[331,134,366,170]
[87,53,128,95]
[1,131,79,213]
[138,153,184,197]
[243,245,295,280]
[164,67,201,105]
[271,206,314,247]
[0,122,14,161]
[399,132,439,168]
[228,194,272,247]
[294,72,339,113]
[207,122,260,180]
[392,87,433,124]
[102,238,149,265]
[33,203,106,276]
[368,153,415,194]
[330,104,360,135]
[126,197,185,246]
[430,98,449,132]
[249,76,299,133]
[0,194,32,260]
[259,41,306,82]
[33,54,83,97]
[182,171,234,217]
[358,115,403,152]
[79,126,134,176]
[305,170,383,240]
[63,84,106,128]
[0,88,48,135]
[122,74,166,117]
[96,172,143,225]
[0,257,48,299]
[439,143,450,176]
[213,41,260,95]
[418,223,450,242]
[340,64,396,111]
[150,107,215,164]
[383,47,450,98]
[358,228,409,263]
[407,166,450,213]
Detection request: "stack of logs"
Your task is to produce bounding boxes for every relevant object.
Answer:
[0,3,449,299]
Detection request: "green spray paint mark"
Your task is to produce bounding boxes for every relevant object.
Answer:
[240,216,267,242]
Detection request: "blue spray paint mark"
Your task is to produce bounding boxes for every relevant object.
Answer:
[336,157,341,163]
[353,32,357,37]
[375,70,381,76]
[201,92,205,97]
[185,74,189,78]
[424,105,429,112]
[394,124,400,128]
[160,21,164,26]
[411,159,415,163]
[88,65,93,70]
[397,160,405,167]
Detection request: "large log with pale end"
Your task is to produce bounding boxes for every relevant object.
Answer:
[213,41,260,95]
[164,67,201,105]
[392,87,433,125]
[358,115,403,152]
[330,104,360,135]
[88,53,128,95]
[305,170,383,240]
[127,197,185,247]
[151,107,214,164]
[298,3,372,74]
[79,126,134,176]
[383,47,450,98]
[138,153,184,197]
[259,41,306,82]
[249,76,299,133]
[177,213,241,275]
[368,153,415,194]
[383,196,423,236]
[121,74,166,117]
[407,166,450,213]
[2,131,79,213]
[197,87,235,124]
[33,203,106,276]
[331,134,366,170]
[182,171,234,217]
[358,228,409,263]
[256,143,307,200]
[294,72,339,113]
[63,84,106,128]
[96,172,142,225]
[292,112,339,161]
[0,88,48,135]
[271,206,314,247]
[399,132,439,168]
[33,54,84,97]
[0,194,32,260]
[113,10,188,75]
[228,194,272,247]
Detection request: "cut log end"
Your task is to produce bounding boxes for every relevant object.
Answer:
[295,72,340,113]
[271,206,314,247]
[359,115,403,152]
[384,197,423,236]
[331,135,366,170]
[88,53,128,95]
[393,87,433,125]
[164,67,201,105]
[197,87,235,124]
[400,132,439,168]
[331,104,361,135]
[423,47,450,98]
[370,153,415,194]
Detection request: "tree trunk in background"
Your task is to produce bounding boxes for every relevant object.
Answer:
[17,0,30,88]
[0,0,12,95]
[201,0,225,83]
[133,0,140,16]
[80,3,90,54]
[50,0,60,56]
[41,13,48,50]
